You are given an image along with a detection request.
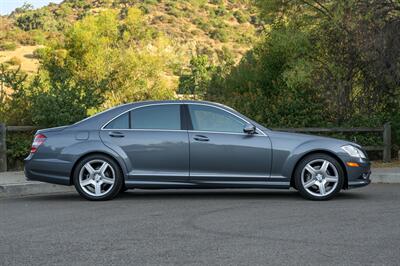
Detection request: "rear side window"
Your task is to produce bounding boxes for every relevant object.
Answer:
[104,112,129,129]
[131,105,181,130]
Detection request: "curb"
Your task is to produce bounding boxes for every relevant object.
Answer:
[371,175,400,184]
[0,182,75,198]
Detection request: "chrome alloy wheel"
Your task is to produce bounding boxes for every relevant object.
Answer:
[78,159,115,197]
[301,159,339,197]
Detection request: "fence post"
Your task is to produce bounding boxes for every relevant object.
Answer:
[383,122,391,162]
[0,123,7,172]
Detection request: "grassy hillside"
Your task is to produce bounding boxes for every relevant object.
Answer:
[0,0,263,73]
[0,45,42,74]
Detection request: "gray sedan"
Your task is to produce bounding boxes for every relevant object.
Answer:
[24,100,371,201]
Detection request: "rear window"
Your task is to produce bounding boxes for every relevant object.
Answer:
[104,104,181,130]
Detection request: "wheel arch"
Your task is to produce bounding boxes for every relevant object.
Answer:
[290,150,348,189]
[69,151,127,185]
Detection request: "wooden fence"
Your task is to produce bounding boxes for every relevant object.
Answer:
[0,122,392,172]
[272,122,391,163]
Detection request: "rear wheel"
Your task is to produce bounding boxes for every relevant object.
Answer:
[73,154,123,201]
[294,153,344,200]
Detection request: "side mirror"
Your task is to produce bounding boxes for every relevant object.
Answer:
[243,124,256,134]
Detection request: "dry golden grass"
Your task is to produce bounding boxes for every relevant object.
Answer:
[0,45,43,74]
[371,160,400,168]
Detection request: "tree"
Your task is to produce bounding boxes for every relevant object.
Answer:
[30,8,178,125]
[256,0,400,125]
[0,64,31,125]
[14,3,34,13]
[179,55,215,99]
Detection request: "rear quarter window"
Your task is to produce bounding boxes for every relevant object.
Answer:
[104,112,129,129]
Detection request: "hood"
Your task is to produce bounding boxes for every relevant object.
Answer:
[265,129,359,147]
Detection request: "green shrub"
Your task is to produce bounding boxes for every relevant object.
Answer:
[144,0,159,4]
[32,47,47,59]
[214,6,227,17]
[191,29,201,35]
[0,42,17,51]
[32,30,47,45]
[195,19,211,32]
[6,132,33,170]
[167,8,182,18]
[13,30,37,45]
[233,10,249,23]
[139,4,151,14]
[210,0,223,4]
[210,28,229,42]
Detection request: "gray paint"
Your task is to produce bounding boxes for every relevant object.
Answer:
[24,100,371,189]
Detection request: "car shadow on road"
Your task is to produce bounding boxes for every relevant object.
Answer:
[13,188,368,202]
[117,189,368,201]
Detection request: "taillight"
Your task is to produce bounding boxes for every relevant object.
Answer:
[31,134,46,153]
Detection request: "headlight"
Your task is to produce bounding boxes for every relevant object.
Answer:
[341,145,366,159]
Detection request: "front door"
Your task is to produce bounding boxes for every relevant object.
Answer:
[187,104,272,182]
[100,104,189,182]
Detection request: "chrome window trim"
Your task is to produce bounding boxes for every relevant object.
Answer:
[188,130,265,137]
[101,128,185,133]
[100,102,266,136]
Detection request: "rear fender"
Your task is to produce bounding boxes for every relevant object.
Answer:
[60,140,129,179]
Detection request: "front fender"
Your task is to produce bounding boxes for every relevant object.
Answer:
[279,139,346,179]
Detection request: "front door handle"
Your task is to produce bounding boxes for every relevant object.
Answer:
[193,135,209,142]
[109,131,125,138]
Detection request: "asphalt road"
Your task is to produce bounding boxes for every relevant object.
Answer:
[1,184,400,266]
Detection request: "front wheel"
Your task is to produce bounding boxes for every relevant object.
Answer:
[294,153,344,200]
[73,154,123,201]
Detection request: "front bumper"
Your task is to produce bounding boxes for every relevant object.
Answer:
[348,171,371,188]
[340,155,371,189]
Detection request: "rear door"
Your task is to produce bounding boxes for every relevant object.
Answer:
[187,104,272,182]
[100,104,189,182]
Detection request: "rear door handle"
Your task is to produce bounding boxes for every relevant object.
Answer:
[109,131,125,138]
[193,135,209,142]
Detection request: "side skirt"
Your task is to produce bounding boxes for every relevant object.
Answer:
[125,180,290,189]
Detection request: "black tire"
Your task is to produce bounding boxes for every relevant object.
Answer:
[73,154,123,201]
[294,153,344,201]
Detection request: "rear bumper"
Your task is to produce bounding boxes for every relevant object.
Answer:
[24,154,72,186]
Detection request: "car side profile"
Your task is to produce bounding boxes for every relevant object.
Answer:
[24,100,371,201]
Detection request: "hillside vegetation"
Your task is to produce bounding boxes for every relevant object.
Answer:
[0,0,399,168]
[1,0,262,70]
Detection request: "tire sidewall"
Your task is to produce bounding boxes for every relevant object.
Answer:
[294,153,344,200]
[73,154,123,201]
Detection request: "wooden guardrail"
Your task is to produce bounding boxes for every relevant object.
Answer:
[0,122,392,172]
[272,122,392,162]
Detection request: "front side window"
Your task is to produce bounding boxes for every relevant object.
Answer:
[188,105,246,133]
[131,104,181,130]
